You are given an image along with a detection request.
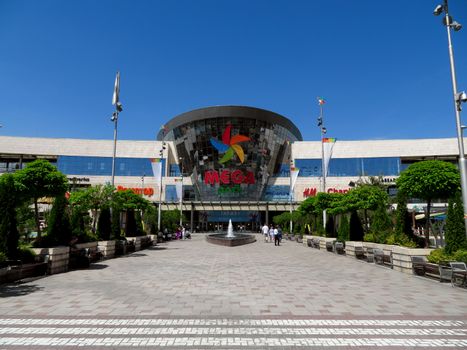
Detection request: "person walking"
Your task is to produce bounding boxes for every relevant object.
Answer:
[274,226,280,246]
[261,223,269,242]
[269,226,275,243]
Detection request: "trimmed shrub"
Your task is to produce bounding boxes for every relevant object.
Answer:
[47,195,72,246]
[337,214,350,242]
[18,245,36,264]
[125,210,136,237]
[325,216,336,238]
[0,173,20,259]
[0,251,6,262]
[453,249,467,264]
[349,211,364,241]
[427,248,452,264]
[97,207,111,241]
[111,207,122,240]
[135,211,145,236]
[445,192,467,254]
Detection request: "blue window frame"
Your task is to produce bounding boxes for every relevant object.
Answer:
[295,157,401,177]
[57,156,165,177]
[169,164,181,177]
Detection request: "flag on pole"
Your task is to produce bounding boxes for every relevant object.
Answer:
[174,178,183,202]
[322,138,336,177]
[112,71,120,105]
[151,158,163,184]
[317,97,326,105]
[290,166,300,191]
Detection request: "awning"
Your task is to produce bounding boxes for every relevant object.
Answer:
[415,212,446,220]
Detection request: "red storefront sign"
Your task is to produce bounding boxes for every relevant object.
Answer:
[117,185,154,196]
[303,187,349,197]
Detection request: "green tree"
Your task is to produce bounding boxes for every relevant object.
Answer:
[135,211,145,236]
[161,209,185,232]
[445,191,467,254]
[370,204,392,242]
[69,184,114,233]
[338,214,350,242]
[47,195,72,246]
[143,205,158,235]
[0,174,20,259]
[396,160,459,246]
[15,159,68,238]
[97,207,112,240]
[111,207,122,240]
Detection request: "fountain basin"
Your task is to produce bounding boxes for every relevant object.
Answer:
[206,233,256,247]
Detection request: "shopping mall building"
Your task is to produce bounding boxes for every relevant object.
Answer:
[0,106,459,231]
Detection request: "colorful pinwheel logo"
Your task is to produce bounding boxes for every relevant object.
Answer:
[210,125,250,164]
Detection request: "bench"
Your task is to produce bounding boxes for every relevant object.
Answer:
[366,248,375,263]
[374,248,392,268]
[69,247,102,269]
[354,246,366,260]
[410,256,441,279]
[335,242,345,255]
[325,241,334,252]
[451,262,467,288]
[312,238,320,249]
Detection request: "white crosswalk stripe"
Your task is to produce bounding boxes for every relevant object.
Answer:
[0,318,466,348]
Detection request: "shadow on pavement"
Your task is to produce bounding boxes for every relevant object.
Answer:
[88,263,109,270]
[120,253,147,258]
[0,282,43,297]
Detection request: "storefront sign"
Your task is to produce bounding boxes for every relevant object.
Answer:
[204,170,255,185]
[67,177,90,183]
[303,187,350,197]
[117,185,154,196]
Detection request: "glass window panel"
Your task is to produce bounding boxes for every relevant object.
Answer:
[328,158,361,177]
[362,157,400,176]
[295,159,322,177]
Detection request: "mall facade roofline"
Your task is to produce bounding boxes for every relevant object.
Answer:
[157,105,303,141]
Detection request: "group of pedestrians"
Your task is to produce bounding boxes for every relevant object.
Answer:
[261,224,282,246]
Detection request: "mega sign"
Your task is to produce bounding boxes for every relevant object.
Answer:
[204,170,255,185]
[303,187,350,197]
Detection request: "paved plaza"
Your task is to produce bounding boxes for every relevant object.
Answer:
[0,234,466,349]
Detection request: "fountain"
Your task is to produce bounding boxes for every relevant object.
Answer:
[206,219,256,247]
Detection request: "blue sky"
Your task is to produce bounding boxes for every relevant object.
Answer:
[0,0,466,142]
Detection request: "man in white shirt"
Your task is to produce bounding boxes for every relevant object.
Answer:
[261,224,269,242]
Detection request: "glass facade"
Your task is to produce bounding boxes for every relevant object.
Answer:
[263,185,290,202]
[295,157,401,177]
[57,156,165,177]
[162,114,300,201]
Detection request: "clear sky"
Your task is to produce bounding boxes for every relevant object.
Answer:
[0,0,466,142]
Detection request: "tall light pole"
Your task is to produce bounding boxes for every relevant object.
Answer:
[141,174,145,196]
[157,142,166,232]
[111,71,123,187]
[179,157,184,227]
[434,1,467,238]
[317,97,327,228]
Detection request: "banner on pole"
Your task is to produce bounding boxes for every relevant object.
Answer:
[151,158,163,184]
[322,138,336,177]
[174,178,183,202]
[290,166,300,191]
[112,71,120,105]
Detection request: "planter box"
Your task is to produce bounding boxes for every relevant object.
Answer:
[345,241,364,258]
[320,237,336,251]
[391,246,433,274]
[31,246,69,275]
[126,236,143,251]
[97,240,116,259]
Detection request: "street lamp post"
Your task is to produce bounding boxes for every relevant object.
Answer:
[179,157,183,227]
[317,97,327,228]
[157,142,166,232]
[111,72,122,188]
[141,174,145,197]
[434,1,467,238]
